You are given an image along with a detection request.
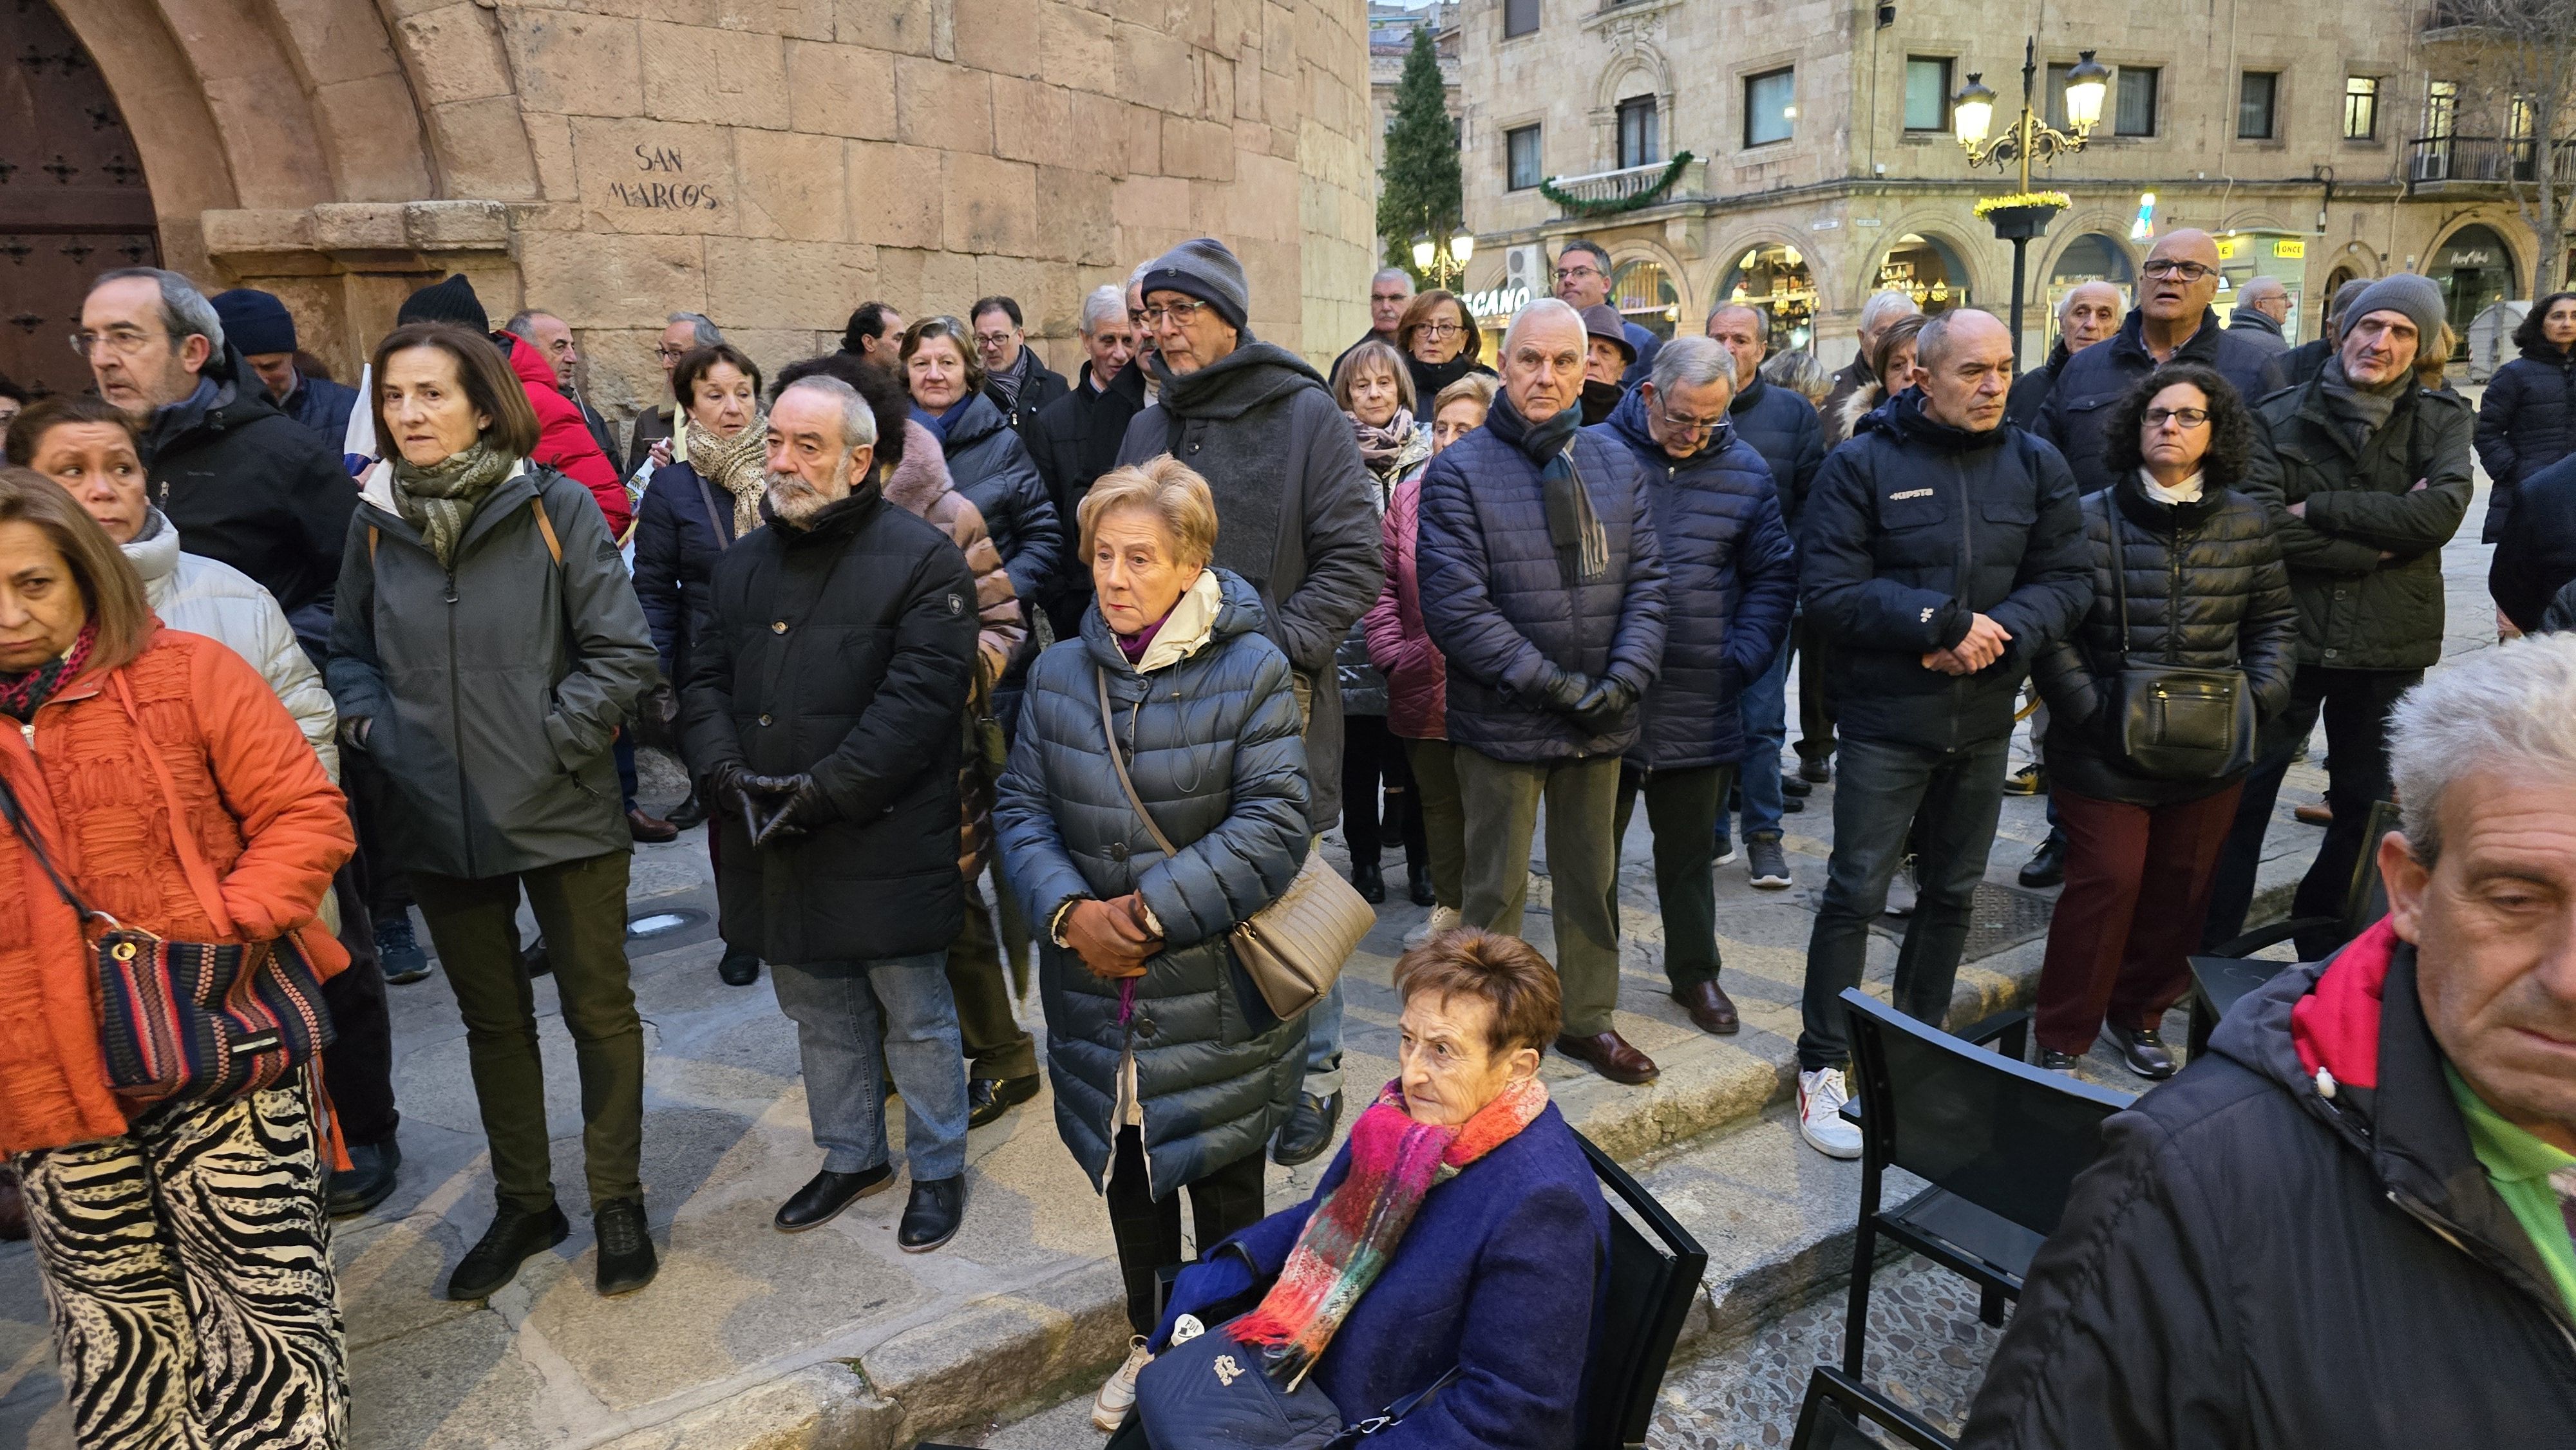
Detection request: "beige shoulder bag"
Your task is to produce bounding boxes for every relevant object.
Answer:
[1094,667,1372,1020]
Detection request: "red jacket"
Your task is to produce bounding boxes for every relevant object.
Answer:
[502,333,629,538]
[1360,473,1446,740]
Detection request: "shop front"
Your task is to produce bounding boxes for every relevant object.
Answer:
[1717,243,1819,354]
[2430,225,2517,350]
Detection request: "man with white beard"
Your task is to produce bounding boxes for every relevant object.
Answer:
[677,374,984,1252]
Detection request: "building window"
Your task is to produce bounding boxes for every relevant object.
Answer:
[2426,79,2459,138]
[1617,95,1660,168]
[1745,67,1796,148]
[2115,67,2158,136]
[1504,0,1539,39]
[1904,57,1953,133]
[2238,71,2278,140]
[1506,124,1542,190]
[2344,76,2380,140]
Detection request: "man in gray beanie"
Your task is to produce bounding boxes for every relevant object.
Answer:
[2203,270,2472,957]
[1112,236,1383,1167]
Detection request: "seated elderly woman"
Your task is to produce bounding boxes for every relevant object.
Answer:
[1126,927,1612,1447]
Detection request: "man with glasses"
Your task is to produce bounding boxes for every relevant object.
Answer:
[76,267,355,659]
[1113,236,1382,1155]
[2229,275,2295,358]
[972,295,1069,441]
[1553,239,1660,386]
[1029,284,1145,636]
[1591,335,1795,1037]
[1332,268,1415,381]
[626,312,726,478]
[2040,230,2284,483]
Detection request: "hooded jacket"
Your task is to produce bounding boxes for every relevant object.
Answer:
[1962,920,2576,1449]
[677,485,980,966]
[500,332,628,538]
[2476,339,2576,535]
[124,509,336,778]
[140,350,357,630]
[1115,340,1385,827]
[1594,388,1796,770]
[328,460,658,880]
[2239,373,2474,672]
[2039,308,2287,484]
[1797,390,2092,752]
[1416,391,1669,764]
[993,569,1310,1194]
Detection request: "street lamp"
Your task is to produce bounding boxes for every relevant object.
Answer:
[1412,225,1476,289]
[1953,42,2110,358]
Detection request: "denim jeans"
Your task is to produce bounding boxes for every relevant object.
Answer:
[1736,634,1794,839]
[770,952,969,1182]
[1300,978,1345,1098]
[1798,733,2012,1071]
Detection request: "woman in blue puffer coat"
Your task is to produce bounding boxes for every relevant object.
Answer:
[993,454,1312,1431]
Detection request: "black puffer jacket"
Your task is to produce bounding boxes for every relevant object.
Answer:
[937,391,1064,612]
[2493,452,2576,632]
[1726,375,1826,527]
[2002,338,2069,431]
[2039,310,2286,484]
[2476,340,2576,535]
[1963,930,2576,1450]
[2240,376,2474,671]
[677,488,980,966]
[2032,475,2297,805]
[994,569,1310,1194]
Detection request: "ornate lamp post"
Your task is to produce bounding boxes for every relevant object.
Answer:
[1953,42,2110,358]
[1412,224,1476,290]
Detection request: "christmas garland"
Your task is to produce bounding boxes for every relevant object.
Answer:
[1540,151,1697,217]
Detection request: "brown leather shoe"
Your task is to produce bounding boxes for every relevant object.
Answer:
[2293,802,2333,826]
[1672,981,1741,1035]
[627,807,679,843]
[1555,1031,1658,1085]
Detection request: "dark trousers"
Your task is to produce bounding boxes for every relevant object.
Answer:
[2199,665,2420,956]
[2034,784,2243,1056]
[1794,618,1839,766]
[343,749,412,923]
[1455,749,1625,1037]
[1611,762,1735,990]
[1403,737,1466,910]
[1105,1127,1267,1335]
[1799,734,2011,1071]
[410,850,645,1212]
[949,872,1039,1080]
[322,862,400,1147]
[1340,713,1426,869]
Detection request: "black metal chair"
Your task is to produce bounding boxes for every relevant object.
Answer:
[1788,1365,1960,1450]
[1577,1130,1710,1450]
[1837,988,2132,1379]
[2187,798,2400,1057]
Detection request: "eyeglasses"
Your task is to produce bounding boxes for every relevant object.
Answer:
[1417,322,1464,339]
[2141,259,2216,281]
[973,331,1018,348]
[2142,406,2211,428]
[1553,265,1602,282]
[654,345,692,362]
[1141,299,1210,327]
[1653,400,1726,435]
[70,326,158,360]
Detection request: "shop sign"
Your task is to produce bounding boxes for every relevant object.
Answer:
[2273,239,2305,259]
[2444,245,2497,269]
[1464,284,1533,319]
[2215,238,2239,259]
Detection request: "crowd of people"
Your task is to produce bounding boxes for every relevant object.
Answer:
[0,222,2570,1450]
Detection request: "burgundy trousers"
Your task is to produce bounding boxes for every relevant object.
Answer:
[2034,782,2245,1057]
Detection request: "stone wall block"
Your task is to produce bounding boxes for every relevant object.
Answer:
[733,129,851,242]
[848,141,945,250]
[1200,53,1236,122]
[498,10,642,118]
[429,97,545,201]
[952,0,1042,77]
[311,79,438,200]
[1039,6,1120,95]
[1123,103,1164,174]
[942,151,1039,256]
[1227,151,1299,244]
[1065,92,1132,174]
[640,21,790,129]
[310,202,407,251]
[270,0,406,88]
[518,232,707,330]
[705,238,870,328]
[526,113,580,200]
[570,118,736,235]
[991,75,1079,171]
[1034,165,1118,268]
[895,56,994,150]
[1113,23,1194,110]
[1110,173,1190,243]
[974,256,1079,334]
[201,209,319,258]
[872,246,981,319]
[785,40,898,140]
[1160,115,1236,181]
[834,0,938,56]
[395,3,515,106]
[404,200,513,248]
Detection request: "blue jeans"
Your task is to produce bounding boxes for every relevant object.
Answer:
[1300,979,1344,1098]
[770,952,969,1181]
[1797,733,2011,1071]
[1736,635,1793,839]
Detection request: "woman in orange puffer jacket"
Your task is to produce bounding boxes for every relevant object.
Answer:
[0,469,355,1450]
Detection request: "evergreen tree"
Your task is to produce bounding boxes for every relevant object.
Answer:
[1376,24,1463,280]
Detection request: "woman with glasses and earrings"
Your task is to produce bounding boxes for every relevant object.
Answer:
[2027,363,2296,1078]
[1394,289,1493,410]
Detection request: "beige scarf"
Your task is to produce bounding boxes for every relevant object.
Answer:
[687,413,770,538]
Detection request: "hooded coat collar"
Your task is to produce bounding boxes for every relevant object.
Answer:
[2108,305,2228,369]
[2109,467,2227,536]
[1605,382,1736,467]
[1854,386,2010,454]
[1153,338,1327,422]
[120,507,182,591]
[1080,567,1267,675]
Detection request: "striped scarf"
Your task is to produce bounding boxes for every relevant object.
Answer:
[1230,1074,1549,1386]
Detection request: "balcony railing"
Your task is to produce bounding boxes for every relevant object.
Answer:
[1544,156,1709,209]
[2407,135,2576,188]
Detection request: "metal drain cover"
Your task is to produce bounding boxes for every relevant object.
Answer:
[1870,880,2058,960]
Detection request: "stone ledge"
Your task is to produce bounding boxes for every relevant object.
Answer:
[202,199,516,267]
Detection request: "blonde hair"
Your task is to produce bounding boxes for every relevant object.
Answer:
[1432,372,1498,417]
[1078,455,1219,569]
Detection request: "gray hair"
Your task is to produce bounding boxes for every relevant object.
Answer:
[1128,260,1155,292]
[2235,276,2286,306]
[502,309,555,343]
[1761,346,1830,402]
[2388,636,2576,864]
[1372,267,1416,295]
[666,312,723,347]
[776,374,876,452]
[1647,334,1736,397]
[92,267,223,353]
[1079,284,1127,335]
[1857,289,1922,337]
[2058,281,2124,320]
[1499,297,1585,356]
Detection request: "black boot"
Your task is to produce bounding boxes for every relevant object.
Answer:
[898,1176,966,1252]
[593,1198,658,1296]
[1271,1091,1343,1167]
[445,1200,571,1301]
[1406,859,1435,907]
[718,948,761,986]
[327,1135,402,1219]
[1349,860,1385,904]
[2018,831,2067,889]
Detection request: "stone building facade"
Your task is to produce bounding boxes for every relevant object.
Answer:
[1,0,1377,426]
[1452,0,2570,371]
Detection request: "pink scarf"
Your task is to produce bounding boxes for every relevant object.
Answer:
[1349,407,1418,471]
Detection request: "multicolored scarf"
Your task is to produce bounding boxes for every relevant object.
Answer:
[0,619,96,722]
[1230,1074,1549,1386]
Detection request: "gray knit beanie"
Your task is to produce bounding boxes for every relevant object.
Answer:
[2344,274,2443,342]
[1138,237,1249,333]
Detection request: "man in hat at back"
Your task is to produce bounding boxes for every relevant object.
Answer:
[211,288,360,444]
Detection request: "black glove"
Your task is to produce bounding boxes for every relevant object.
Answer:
[1533,665,1595,715]
[705,761,759,808]
[1571,677,1636,733]
[748,773,829,847]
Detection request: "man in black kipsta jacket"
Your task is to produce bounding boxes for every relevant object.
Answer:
[1964,639,2576,1450]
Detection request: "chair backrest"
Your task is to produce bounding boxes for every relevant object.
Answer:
[1789,1366,1958,1450]
[1841,990,2133,1241]
[2340,798,2401,939]
[1575,1130,1710,1450]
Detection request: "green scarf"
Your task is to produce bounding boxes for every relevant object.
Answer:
[392,440,516,568]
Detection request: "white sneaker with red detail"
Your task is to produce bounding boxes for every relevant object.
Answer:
[1798,1068,1863,1159]
[1094,1335,1155,1431]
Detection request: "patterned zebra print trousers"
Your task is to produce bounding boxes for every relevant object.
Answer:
[17,1087,347,1449]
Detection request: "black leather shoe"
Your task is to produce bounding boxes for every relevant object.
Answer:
[520,937,552,979]
[327,1136,402,1219]
[1406,861,1435,907]
[1798,756,1832,784]
[593,1198,657,1297]
[774,1165,895,1231]
[2038,1048,2081,1073]
[2018,832,2067,889]
[898,1176,965,1252]
[967,1074,1041,1129]
[1350,860,1386,904]
[666,791,708,831]
[2102,1024,2177,1080]
[1271,1091,1343,1167]
[718,948,761,986]
[445,1200,571,1301]
[1781,773,1812,798]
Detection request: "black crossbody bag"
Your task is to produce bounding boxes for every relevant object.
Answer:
[2100,513,2255,782]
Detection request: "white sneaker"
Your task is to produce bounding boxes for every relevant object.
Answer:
[1798,1068,1864,1160]
[1094,1335,1154,1431]
[1403,904,1464,947]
